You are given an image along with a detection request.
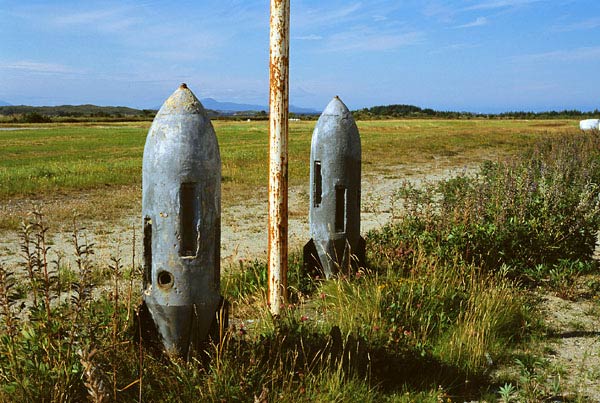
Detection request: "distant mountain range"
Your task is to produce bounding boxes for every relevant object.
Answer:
[0,99,320,118]
[0,98,318,114]
[199,98,318,115]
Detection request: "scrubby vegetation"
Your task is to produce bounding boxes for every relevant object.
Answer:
[370,132,600,283]
[1,131,599,401]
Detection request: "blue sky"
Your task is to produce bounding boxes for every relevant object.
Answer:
[1,0,599,112]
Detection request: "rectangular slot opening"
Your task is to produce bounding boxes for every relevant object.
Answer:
[314,161,322,207]
[180,183,199,257]
[143,217,152,286]
[335,185,346,233]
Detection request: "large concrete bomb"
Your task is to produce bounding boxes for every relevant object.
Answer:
[140,84,225,358]
[303,96,366,278]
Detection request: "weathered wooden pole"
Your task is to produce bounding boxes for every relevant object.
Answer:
[268,0,290,315]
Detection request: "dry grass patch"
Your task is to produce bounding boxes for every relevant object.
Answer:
[1,119,577,231]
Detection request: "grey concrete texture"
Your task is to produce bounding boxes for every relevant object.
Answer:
[141,84,223,357]
[304,96,365,278]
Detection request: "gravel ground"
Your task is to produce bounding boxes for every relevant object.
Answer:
[0,162,475,273]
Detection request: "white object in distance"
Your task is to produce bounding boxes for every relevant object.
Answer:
[579,119,600,131]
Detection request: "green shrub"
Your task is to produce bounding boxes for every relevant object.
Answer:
[18,112,53,123]
[372,132,600,280]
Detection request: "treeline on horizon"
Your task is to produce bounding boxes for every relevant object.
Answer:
[0,104,222,123]
[353,104,600,119]
[0,105,155,123]
[0,103,598,123]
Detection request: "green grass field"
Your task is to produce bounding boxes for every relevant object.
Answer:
[0,118,579,230]
[0,119,579,201]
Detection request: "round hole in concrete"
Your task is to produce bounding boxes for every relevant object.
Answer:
[157,271,174,289]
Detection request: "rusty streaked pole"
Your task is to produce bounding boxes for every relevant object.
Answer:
[268,0,290,315]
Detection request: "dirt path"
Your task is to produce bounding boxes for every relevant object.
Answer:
[541,291,600,400]
[0,161,476,273]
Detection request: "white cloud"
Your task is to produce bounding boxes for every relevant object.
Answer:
[52,6,228,62]
[137,27,225,62]
[553,17,600,32]
[455,16,488,28]
[53,9,123,25]
[515,46,600,63]
[0,61,77,74]
[293,2,363,29]
[464,0,545,11]
[511,82,558,92]
[372,15,388,22]
[49,6,143,33]
[10,2,236,62]
[293,2,422,53]
[429,43,480,55]
[295,34,323,41]
[324,30,424,52]
[422,1,458,23]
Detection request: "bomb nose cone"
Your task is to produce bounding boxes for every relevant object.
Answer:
[157,84,206,116]
[322,96,351,116]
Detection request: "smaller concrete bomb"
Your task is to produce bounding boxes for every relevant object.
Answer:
[140,84,226,358]
[304,96,365,278]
